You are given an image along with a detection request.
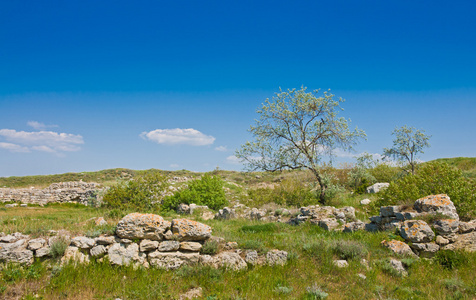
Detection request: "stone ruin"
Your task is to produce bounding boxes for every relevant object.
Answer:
[0,213,288,270]
[0,181,103,206]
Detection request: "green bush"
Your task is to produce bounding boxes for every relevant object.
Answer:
[50,236,70,259]
[162,174,227,211]
[329,240,368,260]
[376,162,476,220]
[102,172,167,211]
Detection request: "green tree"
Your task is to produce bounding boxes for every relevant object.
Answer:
[235,87,366,204]
[383,125,431,175]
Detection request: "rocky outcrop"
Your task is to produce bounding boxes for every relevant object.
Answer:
[381,240,417,257]
[288,205,356,231]
[0,181,102,206]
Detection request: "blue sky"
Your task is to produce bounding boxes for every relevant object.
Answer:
[0,0,475,177]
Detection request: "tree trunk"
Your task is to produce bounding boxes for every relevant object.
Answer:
[310,168,327,205]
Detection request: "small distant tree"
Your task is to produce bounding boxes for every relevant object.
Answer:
[383,125,431,175]
[235,86,366,204]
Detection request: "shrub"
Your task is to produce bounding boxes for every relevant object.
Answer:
[306,283,328,299]
[50,237,70,259]
[102,172,167,211]
[162,174,227,211]
[201,240,219,255]
[376,162,476,220]
[329,240,368,260]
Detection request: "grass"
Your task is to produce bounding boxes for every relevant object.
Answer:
[0,205,474,299]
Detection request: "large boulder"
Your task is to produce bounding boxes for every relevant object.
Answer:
[381,240,417,257]
[171,219,212,241]
[414,194,459,220]
[366,183,389,194]
[148,251,200,269]
[116,213,171,241]
[399,220,435,243]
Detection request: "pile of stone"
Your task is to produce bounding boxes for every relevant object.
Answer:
[0,181,103,206]
[0,213,289,270]
[375,195,476,257]
[288,205,356,230]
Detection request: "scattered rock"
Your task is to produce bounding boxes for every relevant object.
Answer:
[399,220,435,243]
[95,217,107,226]
[381,240,418,257]
[343,221,365,233]
[244,250,259,265]
[360,199,371,205]
[357,273,367,279]
[266,250,288,266]
[366,183,389,194]
[333,260,349,268]
[317,218,340,231]
[414,194,459,220]
[215,207,236,220]
[410,243,439,258]
[389,259,407,276]
[179,287,203,300]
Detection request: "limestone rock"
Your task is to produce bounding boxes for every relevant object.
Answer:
[414,194,459,220]
[200,251,247,270]
[28,238,46,251]
[215,207,236,220]
[180,242,202,252]
[108,243,148,267]
[95,236,116,245]
[410,243,439,258]
[451,231,476,252]
[90,245,107,257]
[171,219,212,241]
[35,247,50,258]
[71,236,96,249]
[389,259,407,276]
[381,240,417,257]
[317,218,340,231]
[177,203,190,214]
[434,219,459,236]
[333,260,349,268]
[158,241,180,252]
[436,235,450,246]
[61,246,90,265]
[360,199,371,205]
[95,217,107,226]
[380,206,401,217]
[399,220,435,243]
[116,213,171,241]
[0,239,33,265]
[249,208,267,220]
[148,251,200,269]
[266,250,288,266]
[459,220,476,234]
[139,240,159,252]
[179,287,203,300]
[343,221,365,233]
[366,182,389,194]
[244,250,259,265]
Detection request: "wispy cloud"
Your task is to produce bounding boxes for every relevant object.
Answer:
[215,145,228,152]
[27,121,58,130]
[226,155,241,165]
[140,128,215,146]
[0,129,84,154]
[0,142,30,153]
[170,163,179,168]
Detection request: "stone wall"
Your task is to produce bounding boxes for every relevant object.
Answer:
[0,181,103,206]
[0,213,289,270]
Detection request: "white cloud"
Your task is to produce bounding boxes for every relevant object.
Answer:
[226,155,241,165]
[27,121,58,130]
[0,129,84,154]
[140,128,215,146]
[0,142,30,153]
[215,146,228,152]
[170,163,179,168]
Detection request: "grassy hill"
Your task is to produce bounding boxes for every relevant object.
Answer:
[428,157,476,178]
